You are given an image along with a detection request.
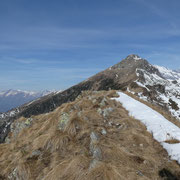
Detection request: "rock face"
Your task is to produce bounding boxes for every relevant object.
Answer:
[1,54,180,143]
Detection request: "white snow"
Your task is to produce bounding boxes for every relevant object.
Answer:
[154,65,180,82]
[127,87,135,95]
[133,55,142,61]
[135,66,180,121]
[114,92,180,164]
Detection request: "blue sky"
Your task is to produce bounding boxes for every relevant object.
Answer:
[0,0,180,91]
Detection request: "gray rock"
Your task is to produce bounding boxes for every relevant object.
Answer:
[90,132,102,161]
[139,144,143,147]
[103,107,114,117]
[92,99,97,104]
[97,108,103,115]
[29,150,41,158]
[8,168,18,180]
[101,128,107,135]
[92,147,102,160]
[137,171,143,176]
[89,159,100,170]
[6,117,33,142]
[90,132,99,144]
[58,112,70,130]
[100,97,108,107]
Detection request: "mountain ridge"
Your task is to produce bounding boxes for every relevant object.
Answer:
[1,54,180,143]
[1,54,180,179]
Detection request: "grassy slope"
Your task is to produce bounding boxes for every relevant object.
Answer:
[0,90,180,180]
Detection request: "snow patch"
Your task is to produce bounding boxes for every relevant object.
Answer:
[114,92,180,164]
[135,67,180,121]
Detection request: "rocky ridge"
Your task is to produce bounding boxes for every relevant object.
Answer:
[1,54,180,143]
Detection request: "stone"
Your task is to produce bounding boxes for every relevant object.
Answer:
[97,108,103,115]
[92,147,102,160]
[116,123,122,128]
[58,112,70,130]
[101,128,107,135]
[139,144,143,147]
[102,107,114,117]
[108,121,113,126]
[99,97,108,107]
[89,159,100,170]
[8,117,33,140]
[92,99,97,104]
[98,107,114,117]
[77,111,82,117]
[8,168,18,180]
[30,150,41,158]
[137,171,143,176]
[90,132,99,144]
[90,132,102,161]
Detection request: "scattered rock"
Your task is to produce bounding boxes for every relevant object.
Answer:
[92,146,102,160]
[108,121,113,126]
[8,168,18,180]
[102,107,114,117]
[97,108,103,115]
[6,117,33,142]
[58,112,70,130]
[100,97,108,107]
[92,99,97,104]
[89,159,100,170]
[139,144,143,147]
[28,150,41,159]
[90,132,102,161]
[115,123,122,128]
[101,128,107,135]
[136,171,143,176]
[90,132,99,144]
[169,99,179,111]
[77,111,82,117]
[97,107,114,117]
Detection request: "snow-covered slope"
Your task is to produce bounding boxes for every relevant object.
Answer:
[0,89,54,113]
[154,65,180,82]
[125,56,180,121]
[114,92,180,164]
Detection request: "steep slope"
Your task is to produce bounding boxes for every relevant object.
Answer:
[131,62,180,120]
[1,54,180,143]
[0,91,180,180]
[0,89,54,113]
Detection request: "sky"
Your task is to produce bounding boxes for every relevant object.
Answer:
[0,0,180,91]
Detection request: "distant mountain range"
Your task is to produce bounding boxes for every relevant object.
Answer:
[0,89,55,112]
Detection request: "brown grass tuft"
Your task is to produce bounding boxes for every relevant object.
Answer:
[164,139,180,144]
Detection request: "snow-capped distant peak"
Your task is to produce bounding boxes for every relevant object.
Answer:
[0,89,57,112]
[154,65,180,82]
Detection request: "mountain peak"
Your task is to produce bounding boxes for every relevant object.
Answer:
[125,54,142,61]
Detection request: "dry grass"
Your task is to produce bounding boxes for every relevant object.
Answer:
[164,139,180,144]
[0,90,180,179]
